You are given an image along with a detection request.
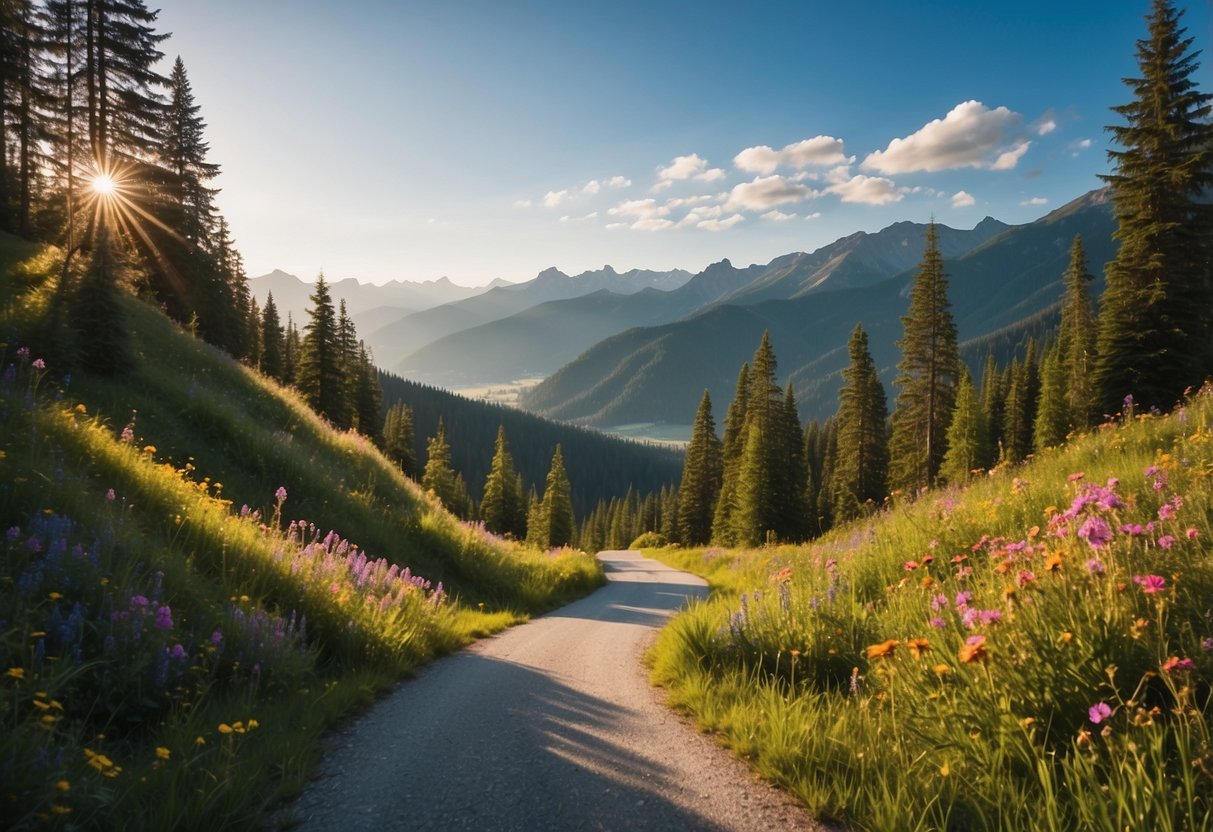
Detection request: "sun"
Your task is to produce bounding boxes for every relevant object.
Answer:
[91,174,117,196]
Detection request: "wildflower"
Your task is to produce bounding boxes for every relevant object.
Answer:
[1202,638,1213,652]
[1162,656,1195,673]
[218,723,233,734]
[931,593,948,611]
[955,591,972,608]
[933,663,950,676]
[31,358,45,370]
[866,639,899,660]
[1067,471,1086,482]
[1021,717,1037,728]
[1157,535,1175,550]
[958,635,987,664]
[1017,570,1036,587]
[1058,631,1073,644]
[154,605,173,630]
[1187,528,1199,540]
[16,346,29,362]
[929,617,947,629]
[1078,516,1113,549]
[772,567,792,584]
[1158,503,1176,521]
[275,486,288,503]
[169,644,187,660]
[1044,552,1063,572]
[903,561,919,571]
[106,488,115,502]
[906,638,931,659]
[1085,558,1105,575]
[1088,702,1113,724]
[155,747,171,760]
[55,779,70,792]
[1133,575,1167,594]
[6,667,24,679]
[195,736,206,746]
[1120,523,1146,536]
[51,805,71,816]
[142,445,156,454]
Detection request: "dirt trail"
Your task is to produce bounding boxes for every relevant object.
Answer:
[288,550,823,831]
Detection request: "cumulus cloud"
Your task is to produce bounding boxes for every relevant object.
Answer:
[761,210,796,222]
[543,189,570,208]
[608,198,669,220]
[559,211,598,224]
[734,136,852,174]
[804,212,822,220]
[631,217,676,232]
[826,174,903,206]
[664,194,720,210]
[658,153,711,182]
[862,101,1027,174]
[1036,119,1057,136]
[952,190,976,208]
[724,175,819,212]
[606,175,632,188]
[697,167,727,183]
[1020,196,1048,206]
[698,214,745,232]
[582,180,601,195]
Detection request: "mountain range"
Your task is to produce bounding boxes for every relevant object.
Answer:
[519,189,1116,426]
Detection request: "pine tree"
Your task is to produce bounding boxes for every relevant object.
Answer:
[259,292,284,381]
[1094,0,1213,413]
[297,273,344,423]
[889,223,961,492]
[382,401,417,478]
[832,323,889,521]
[777,384,809,541]
[979,353,1006,466]
[677,390,722,545]
[1002,341,1040,463]
[351,343,383,443]
[282,314,300,385]
[1057,235,1098,429]
[1034,342,1070,451]
[940,369,988,484]
[70,227,127,374]
[422,418,461,513]
[530,444,574,549]
[481,425,524,539]
[711,363,749,544]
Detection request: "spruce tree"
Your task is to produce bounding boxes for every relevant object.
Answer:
[677,390,723,545]
[711,363,749,544]
[889,223,960,492]
[1002,341,1040,463]
[832,323,889,521]
[1094,0,1213,413]
[259,292,284,381]
[297,273,344,423]
[352,343,383,443]
[940,369,988,484]
[481,425,524,539]
[1034,342,1070,451]
[422,418,461,513]
[540,445,574,548]
[282,314,300,385]
[979,353,1006,466]
[70,227,127,374]
[777,384,809,541]
[160,56,217,249]
[1057,235,1098,429]
[382,401,417,478]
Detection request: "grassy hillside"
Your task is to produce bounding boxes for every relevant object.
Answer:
[0,236,602,829]
[648,393,1213,829]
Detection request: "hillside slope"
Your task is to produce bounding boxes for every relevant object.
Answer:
[0,236,601,828]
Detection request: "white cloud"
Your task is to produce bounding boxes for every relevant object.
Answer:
[605,222,628,231]
[761,210,796,222]
[698,214,745,232]
[606,175,632,188]
[664,194,719,210]
[827,174,903,206]
[1073,138,1092,150]
[543,189,570,208]
[513,199,533,208]
[631,217,676,232]
[696,167,727,183]
[734,136,852,174]
[582,180,601,195]
[724,175,819,212]
[608,198,669,220]
[952,190,976,208]
[1020,196,1048,206]
[862,100,1026,173]
[657,153,711,182]
[559,211,598,224]
[1036,119,1057,136]
[804,212,822,220]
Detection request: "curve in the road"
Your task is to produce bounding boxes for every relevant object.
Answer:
[287,550,822,831]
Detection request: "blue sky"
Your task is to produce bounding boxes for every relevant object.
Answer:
[154,1,1212,286]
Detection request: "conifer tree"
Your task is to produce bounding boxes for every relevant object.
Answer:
[979,353,1006,466]
[1094,0,1213,413]
[382,401,417,478]
[677,390,723,545]
[160,56,216,249]
[422,418,461,513]
[940,369,988,484]
[351,343,383,443]
[889,223,960,492]
[282,313,300,385]
[1057,235,1098,429]
[297,273,344,423]
[1002,341,1040,462]
[1034,342,1070,451]
[711,363,749,545]
[70,227,127,374]
[259,291,284,381]
[481,425,525,539]
[530,445,574,549]
[832,324,889,521]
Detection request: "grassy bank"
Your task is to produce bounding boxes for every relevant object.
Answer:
[1,237,603,829]
[650,395,1212,830]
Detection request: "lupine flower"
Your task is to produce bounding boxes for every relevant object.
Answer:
[1132,575,1167,594]
[1088,702,1112,724]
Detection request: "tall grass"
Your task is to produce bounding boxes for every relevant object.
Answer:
[651,394,1213,830]
[0,242,603,829]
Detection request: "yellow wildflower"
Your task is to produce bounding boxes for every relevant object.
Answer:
[55,779,70,792]
[155,747,171,761]
[51,805,71,815]
[6,667,24,680]
[217,723,233,734]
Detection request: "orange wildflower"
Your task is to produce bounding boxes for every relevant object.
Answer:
[905,638,931,659]
[958,635,988,664]
[866,639,899,660]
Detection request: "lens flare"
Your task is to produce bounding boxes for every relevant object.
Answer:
[91,174,117,196]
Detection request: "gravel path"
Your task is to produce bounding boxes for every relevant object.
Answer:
[286,550,824,831]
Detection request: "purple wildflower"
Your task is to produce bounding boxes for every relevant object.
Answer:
[1157,535,1175,550]
[31,358,45,371]
[1085,558,1105,575]
[1132,575,1167,594]
[1158,503,1176,522]
[154,605,174,629]
[5,526,19,541]
[931,593,948,611]
[1202,638,1213,652]
[275,486,288,503]
[955,591,972,608]
[929,617,947,629]
[16,346,29,363]
[169,643,187,660]
[1078,516,1113,549]
[1089,702,1112,724]
[105,488,116,502]
[130,595,149,608]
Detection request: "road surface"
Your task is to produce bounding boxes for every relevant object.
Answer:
[287,550,822,831]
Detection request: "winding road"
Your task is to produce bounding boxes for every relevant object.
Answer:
[288,550,822,831]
